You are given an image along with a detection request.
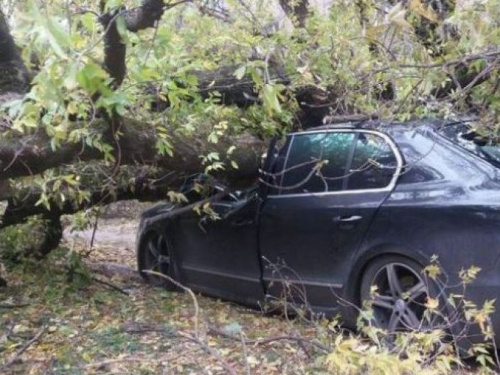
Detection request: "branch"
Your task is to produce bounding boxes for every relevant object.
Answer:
[98,0,171,87]
[0,118,264,184]
[0,327,46,370]
[90,276,130,296]
[0,303,30,308]
[0,124,263,232]
[123,0,168,32]
[100,11,127,88]
[207,326,329,352]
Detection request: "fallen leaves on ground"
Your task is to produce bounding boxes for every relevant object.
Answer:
[0,219,332,374]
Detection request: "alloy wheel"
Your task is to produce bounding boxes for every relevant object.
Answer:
[367,262,429,333]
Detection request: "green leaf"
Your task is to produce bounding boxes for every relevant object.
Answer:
[76,62,109,94]
[234,65,246,80]
[80,13,96,32]
[44,15,71,57]
[115,16,129,42]
[262,84,282,115]
[104,0,124,11]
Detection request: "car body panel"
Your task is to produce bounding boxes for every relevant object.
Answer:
[173,192,265,306]
[338,123,500,329]
[260,190,391,310]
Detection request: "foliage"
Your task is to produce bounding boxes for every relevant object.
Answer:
[0,216,50,261]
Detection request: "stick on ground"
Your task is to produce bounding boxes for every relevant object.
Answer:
[1,327,46,370]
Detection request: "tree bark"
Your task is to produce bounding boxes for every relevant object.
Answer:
[1,174,176,229]
[0,118,264,185]
[0,10,29,95]
[278,0,309,28]
[99,0,167,87]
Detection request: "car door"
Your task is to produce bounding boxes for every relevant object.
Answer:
[174,189,264,305]
[259,129,402,311]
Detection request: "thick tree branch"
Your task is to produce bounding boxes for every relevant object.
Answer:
[124,0,167,32]
[1,176,173,230]
[100,11,128,88]
[99,0,167,87]
[0,118,264,186]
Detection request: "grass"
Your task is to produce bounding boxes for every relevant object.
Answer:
[0,241,330,374]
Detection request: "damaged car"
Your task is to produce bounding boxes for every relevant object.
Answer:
[137,119,500,344]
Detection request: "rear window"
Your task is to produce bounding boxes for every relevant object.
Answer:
[347,133,399,190]
[440,123,500,167]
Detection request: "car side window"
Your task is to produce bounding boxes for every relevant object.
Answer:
[347,133,398,190]
[280,132,356,194]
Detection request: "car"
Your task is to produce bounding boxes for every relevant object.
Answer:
[136,119,500,344]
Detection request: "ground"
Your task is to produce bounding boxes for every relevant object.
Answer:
[0,204,487,374]
[0,208,333,374]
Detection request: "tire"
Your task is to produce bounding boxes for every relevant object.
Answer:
[360,256,435,333]
[137,228,178,291]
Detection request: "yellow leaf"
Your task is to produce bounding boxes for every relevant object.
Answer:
[82,352,92,362]
[426,297,439,310]
[410,0,440,23]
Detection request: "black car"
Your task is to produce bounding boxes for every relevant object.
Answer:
[137,119,500,343]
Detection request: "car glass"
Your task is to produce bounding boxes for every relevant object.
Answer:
[280,132,355,194]
[347,133,398,190]
[440,123,500,168]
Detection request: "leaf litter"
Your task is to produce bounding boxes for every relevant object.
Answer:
[0,217,333,374]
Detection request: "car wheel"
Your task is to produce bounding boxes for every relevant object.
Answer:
[360,256,432,333]
[138,229,177,291]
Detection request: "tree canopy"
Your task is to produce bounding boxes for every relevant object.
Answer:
[1,0,500,253]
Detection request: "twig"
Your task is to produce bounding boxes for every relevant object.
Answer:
[0,303,30,309]
[256,335,329,352]
[84,356,153,369]
[89,210,100,250]
[1,327,46,370]
[177,331,238,375]
[240,332,251,375]
[139,271,237,373]
[91,276,129,296]
[296,335,312,359]
[208,326,329,353]
[143,270,200,337]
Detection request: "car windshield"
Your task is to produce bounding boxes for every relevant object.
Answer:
[439,123,500,167]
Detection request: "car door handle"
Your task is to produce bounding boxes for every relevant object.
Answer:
[231,219,254,228]
[333,215,363,223]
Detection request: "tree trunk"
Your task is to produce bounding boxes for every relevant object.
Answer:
[0,10,29,95]
[278,0,309,28]
[0,118,264,185]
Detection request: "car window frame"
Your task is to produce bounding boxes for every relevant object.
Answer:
[266,129,404,199]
